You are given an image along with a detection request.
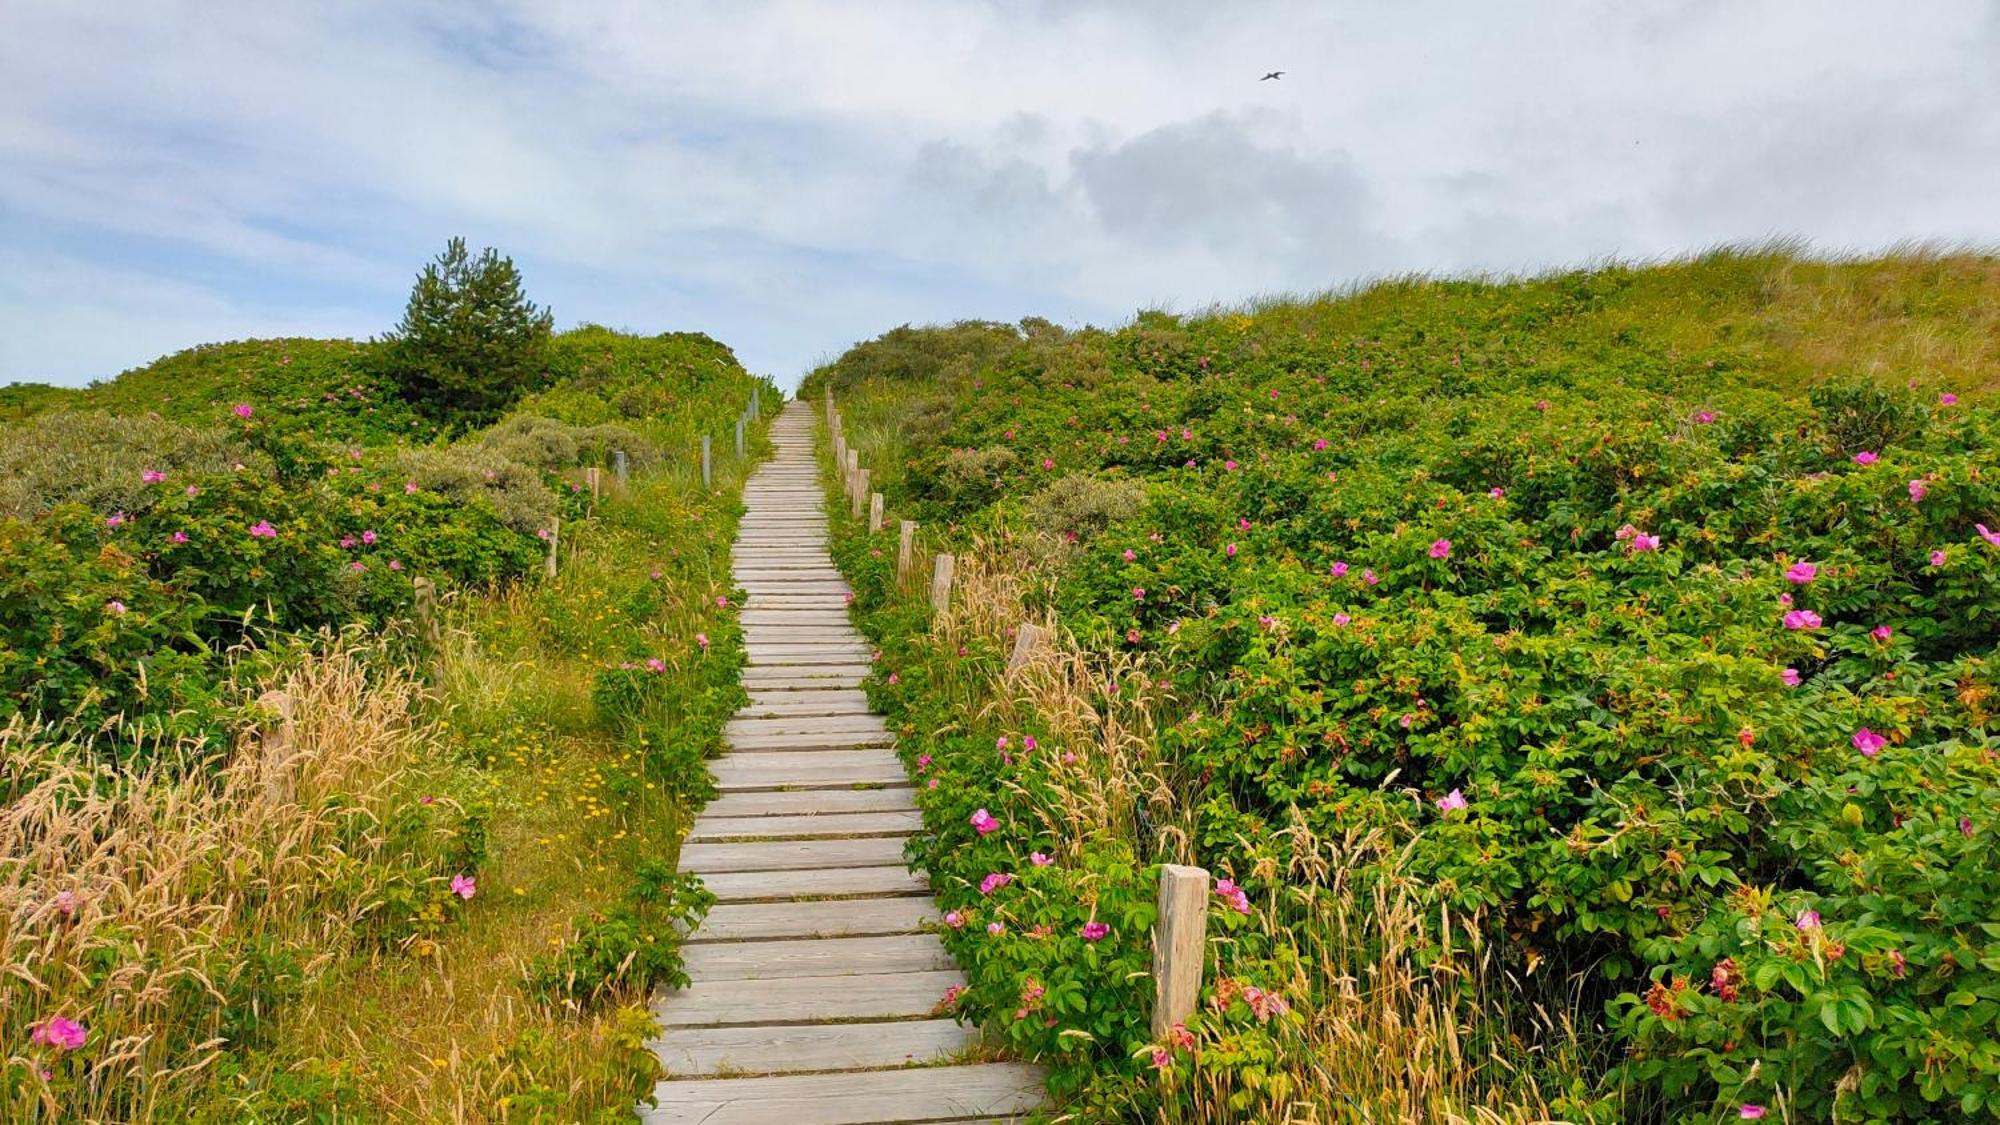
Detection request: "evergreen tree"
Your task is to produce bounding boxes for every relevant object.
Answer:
[378,238,554,426]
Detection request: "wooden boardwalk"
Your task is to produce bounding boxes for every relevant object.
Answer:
[644,402,1046,1124]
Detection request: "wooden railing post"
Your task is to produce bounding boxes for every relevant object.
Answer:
[257,689,297,805]
[930,552,955,614]
[868,492,884,533]
[412,576,440,647]
[613,449,629,488]
[586,466,601,502]
[851,469,870,518]
[700,436,712,489]
[1152,864,1210,1036]
[1005,622,1046,677]
[735,418,746,458]
[544,517,560,578]
[898,521,917,582]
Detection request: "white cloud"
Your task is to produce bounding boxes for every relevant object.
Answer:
[1,0,1996,387]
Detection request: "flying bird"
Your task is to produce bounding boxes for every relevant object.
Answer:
[1261,70,1284,81]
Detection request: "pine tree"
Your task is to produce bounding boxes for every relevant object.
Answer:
[378,238,554,426]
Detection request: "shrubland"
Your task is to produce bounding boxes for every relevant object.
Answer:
[1,249,773,1119]
[808,247,2000,1122]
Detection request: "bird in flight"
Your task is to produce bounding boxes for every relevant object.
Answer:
[1261,70,1284,81]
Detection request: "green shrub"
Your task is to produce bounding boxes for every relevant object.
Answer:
[1023,473,1146,542]
[0,410,265,519]
[376,238,554,427]
[522,861,713,1005]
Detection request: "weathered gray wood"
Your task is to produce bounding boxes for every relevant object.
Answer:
[868,491,883,532]
[686,809,920,842]
[931,552,955,613]
[544,516,559,577]
[676,934,955,981]
[703,787,916,819]
[850,469,870,517]
[1006,622,1047,677]
[737,692,874,718]
[897,520,917,581]
[736,671,869,691]
[725,729,894,751]
[652,1017,976,1078]
[640,1063,1048,1124]
[614,449,629,486]
[680,835,910,873]
[726,713,888,737]
[701,435,712,488]
[696,865,928,903]
[1152,862,1210,1036]
[657,965,958,1021]
[687,897,936,943]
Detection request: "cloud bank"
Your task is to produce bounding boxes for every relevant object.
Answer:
[3,1,1996,387]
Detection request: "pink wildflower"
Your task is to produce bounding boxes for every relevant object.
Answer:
[388,559,402,571]
[1908,479,1927,502]
[970,808,1000,836]
[29,1017,85,1051]
[987,921,1005,935]
[1332,612,1351,626]
[1853,451,1878,465]
[1363,569,1379,586]
[361,530,377,545]
[232,403,253,419]
[1796,909,1822,930]
[451,874,476,900]
[1213,878,1251,915]
[1940,392,1959,405]
[1978,524,2000,547]
[1694,409,1716,424]
[405,481,420,494]
[979,872,1014,895]
[1436,789,1468,812]
[1740,1107,1766,1120]
[1870,625,1892,642]
[1080,921,1110,942]
[1489,486,1504,498]
[1853,728,1886,757]
[1784,561,1817,584]
[1930,549,1947,567]
[1781,667,1801,687]
[1225,542,1237,557]
[169,531,188,544]
[1330,560,1348,577]
[1312,438,1328,450]
[645,658,666,673]
[1042,458,1054,470]
[1132,586,1145,601]
[1122,548,1136,562]
[248,520,277,539]
[1630,532,1660,553]
[141,469,165,484]
[1224,460,1238,471]
[695,632,710,649]
[944,911,964,929]
[1782,609,1821,630]
[1030,852,1053,867]
[105,511,126,528]
[1429,538,1452,559]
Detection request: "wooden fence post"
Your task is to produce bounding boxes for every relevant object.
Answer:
[701,436,712,489]
[545,517,560,577]
[751,386,760,420]
[586,466,601,502]
[898,520,917,582]
[412,576,440,646]
[735,418,746,458]
[851,469,870,518]
[257,689,297,804]
[1152,864,1210,1037]
[868,492,884,533]
[614,450,629,488]
[930,552,955,614]
[1006,622,1046,677]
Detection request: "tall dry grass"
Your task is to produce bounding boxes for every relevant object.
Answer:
[929,534,1598,1123]
[0,636,460,1120]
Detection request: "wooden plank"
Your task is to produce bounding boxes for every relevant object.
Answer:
[680,835,909,873]
[639,1062,1048,1124]
[690,897,937,943]
[686,809,920,841]
[726,729,893,752]
[737,694,874,719]
[677,933,955,981]
[737,673,868,691]
[651,1018,977,1078]
[696,865,928,903]
[654,967,959,1022]
[725,714,888,737]
[703,788,916,818]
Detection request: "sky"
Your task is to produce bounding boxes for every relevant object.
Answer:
[3,1,1997,390]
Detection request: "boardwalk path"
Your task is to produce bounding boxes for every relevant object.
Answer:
[643,402,1045,1123]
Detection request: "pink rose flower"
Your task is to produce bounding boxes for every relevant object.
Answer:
[451,873,476,899]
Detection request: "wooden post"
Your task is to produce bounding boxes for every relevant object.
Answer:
[1152,864,1210,1037]
[851,469,870,518]
[412,576,439,646]
[823,387,833,427]
[868,492,884,533]
[614,449,629,488]
[701,436,712,489]
[586,466,601,501]
[751,386,760,420]
[834,432,847,471]
[1006,622,1046,677]
[735,418,746,458]
[257,689,297,804]
[544,517,559,577]
[930,552,955,614]
[898,521,917,581]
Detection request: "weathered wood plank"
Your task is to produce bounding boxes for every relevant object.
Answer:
[680,835,909,873]
[688,897,936,942]
[677,933,955,981]
[726,729,893,752]
[695,865,928,903]
[651,1018,976,1078]
[703,787,916,818]
[655,966,959,1022]
[686,809,920,842]
[639,1063,1048,1124]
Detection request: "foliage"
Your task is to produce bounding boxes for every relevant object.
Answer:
[811,248,2000,1121]
[0,410,265,520]
[376,237,555,427]
[523,861,715,1005]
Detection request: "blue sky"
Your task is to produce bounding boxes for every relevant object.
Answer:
[3,1,1997,389]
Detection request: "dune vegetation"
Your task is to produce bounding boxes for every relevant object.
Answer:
[807,247,2000,1123]
[0,243,771,1121]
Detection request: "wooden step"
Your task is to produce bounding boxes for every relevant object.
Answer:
[704,788,916,818]
[651,1018,976,1078]
[677,933,955,980]
[696,865,929,903]
[726,729,893,752]
[681,835,910,873]
[686,809,920,842]
[688,897,936,943]
[655,966,960,1022]
[640,1062,1048,1124]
